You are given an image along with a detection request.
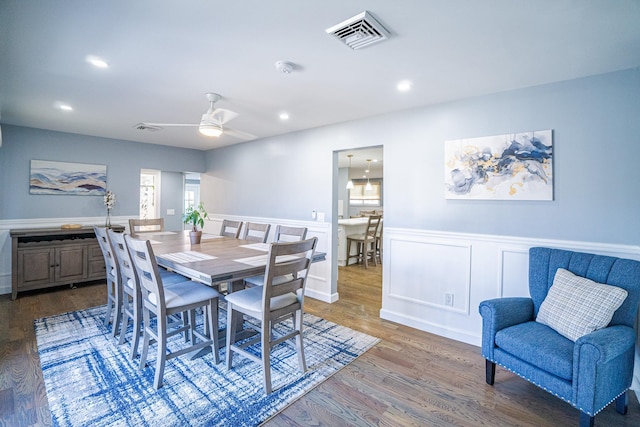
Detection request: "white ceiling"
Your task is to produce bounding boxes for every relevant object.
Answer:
[2,1,640,152]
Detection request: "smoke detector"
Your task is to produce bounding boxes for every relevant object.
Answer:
[325,11,390,50]
[275,60,295,74]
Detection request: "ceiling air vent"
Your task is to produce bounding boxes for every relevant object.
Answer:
[325,11,390,50]
[135,123,161,132]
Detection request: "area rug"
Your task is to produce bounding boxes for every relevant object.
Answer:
[35,305,379,426]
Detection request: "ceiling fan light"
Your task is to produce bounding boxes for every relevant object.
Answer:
[199,123,223,137]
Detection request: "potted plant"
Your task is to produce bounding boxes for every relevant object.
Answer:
[183,202,208,244]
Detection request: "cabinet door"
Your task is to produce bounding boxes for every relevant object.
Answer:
[56,246,87,281]
[86,243,107,279]
[17,248,55,287]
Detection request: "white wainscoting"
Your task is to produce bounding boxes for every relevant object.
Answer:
[381,227,640,347]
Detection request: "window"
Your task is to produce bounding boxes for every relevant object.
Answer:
[349,180,381,206]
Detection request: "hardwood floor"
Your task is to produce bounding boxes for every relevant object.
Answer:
[2,267,639,426]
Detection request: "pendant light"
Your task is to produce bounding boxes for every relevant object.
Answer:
[346,154,354,189]
[365,159,373,191]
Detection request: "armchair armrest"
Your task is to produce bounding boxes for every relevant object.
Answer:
[573,325,637,414]
[479,297,534,359]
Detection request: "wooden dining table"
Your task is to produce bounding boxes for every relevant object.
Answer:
[146,230,324,288]
[141,230,324,352]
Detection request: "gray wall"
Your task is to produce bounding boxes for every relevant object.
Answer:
[0,125,205,220]
[202,68,640,245]
[160,170,185,231]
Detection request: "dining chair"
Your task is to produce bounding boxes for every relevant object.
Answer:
[129,218,164,237]
[108,229,188,359]
[243,225,308,287]
[220,219,243,238]
[226,237,318,394]
[93,226,123,337]
[375,222,383,263]
[242,222,271,243]
[346,215,381,268]
[125,235,221,389]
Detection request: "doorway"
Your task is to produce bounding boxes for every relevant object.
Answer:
[139,169,160,219]
[334,146,383,307]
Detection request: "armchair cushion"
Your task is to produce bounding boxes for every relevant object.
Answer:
[495,321,574,380]
[536,268,628,341]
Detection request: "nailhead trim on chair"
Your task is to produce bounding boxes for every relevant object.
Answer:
[483,355,628,417]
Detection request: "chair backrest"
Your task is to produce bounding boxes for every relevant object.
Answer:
[262,237,318,313]
[129,218,164,237]
[108,229,137,291]
[220,219,243,238]
[529,247,640,327]
[365,215,382,240]
[242,222,271,243]
[274,225,307,242]
[93,226,120,281]
[125,235,165,316]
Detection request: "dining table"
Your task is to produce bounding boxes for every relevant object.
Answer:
[146,230,325,288]
[140,230,325,351]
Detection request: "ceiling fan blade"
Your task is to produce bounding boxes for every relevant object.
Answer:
[223,127,256,140]
[208,108,239,124]
[142,122,199,127]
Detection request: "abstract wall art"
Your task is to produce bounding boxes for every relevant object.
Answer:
[444,130,553,200]
[30,160,107,195]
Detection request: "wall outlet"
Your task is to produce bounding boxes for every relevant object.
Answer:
[445,293,454,306]
[317,212,325,222]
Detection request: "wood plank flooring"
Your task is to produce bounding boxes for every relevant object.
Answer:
[2,267,640,426]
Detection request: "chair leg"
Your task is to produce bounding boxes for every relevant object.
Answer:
[130,296,141,360]
[139,308,151,370]
[111,284,123,337]
[226,305,238,370]
[261,319,272,394]
[579,411,594,427]
[153,315,167,389]
[616,391,628,415]
[485,360,495,385]
[295,310,307,373]
[207,300,220,364]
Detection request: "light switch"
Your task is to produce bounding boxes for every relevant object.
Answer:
[167,209,175,215]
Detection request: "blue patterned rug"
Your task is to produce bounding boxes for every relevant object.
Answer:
[35,305,379,426]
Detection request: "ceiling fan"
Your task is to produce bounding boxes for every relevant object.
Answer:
[136,93,255,140]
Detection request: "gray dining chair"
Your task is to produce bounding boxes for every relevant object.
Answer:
[225,237,318,394]
[94,226,123,337]
[243,225,308,287]
[220,219,243,238]
[242,222,271,243]
[125,235,221,389]
[346,215,381,268]
[129,218,164,237]
[108,229,188,359]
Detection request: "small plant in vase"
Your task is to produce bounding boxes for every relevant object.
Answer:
[183,202,208,244]
[103,190,116,228]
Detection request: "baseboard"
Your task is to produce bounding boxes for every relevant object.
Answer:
[380,308,481,347]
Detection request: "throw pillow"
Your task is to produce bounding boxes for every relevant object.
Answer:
[536,268,628,341]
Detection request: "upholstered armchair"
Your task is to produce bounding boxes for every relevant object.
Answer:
[479,247,640,427]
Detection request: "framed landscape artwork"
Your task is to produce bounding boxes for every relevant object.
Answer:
[444,130,553,200]
[30,160,107,195]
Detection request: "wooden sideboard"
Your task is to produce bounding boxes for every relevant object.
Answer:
[10,226,122,300]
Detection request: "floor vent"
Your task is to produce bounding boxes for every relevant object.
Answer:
[325,11,390,50]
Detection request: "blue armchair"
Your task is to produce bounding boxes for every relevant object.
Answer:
[479,247,640,427]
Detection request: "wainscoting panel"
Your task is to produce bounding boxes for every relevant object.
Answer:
[381,227,640,349]
[387,238,470,314]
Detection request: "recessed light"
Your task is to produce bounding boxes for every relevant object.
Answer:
[279,112,290,120]
[54,102,73,111]
[397,80,412,92]
[86,55,109,68]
